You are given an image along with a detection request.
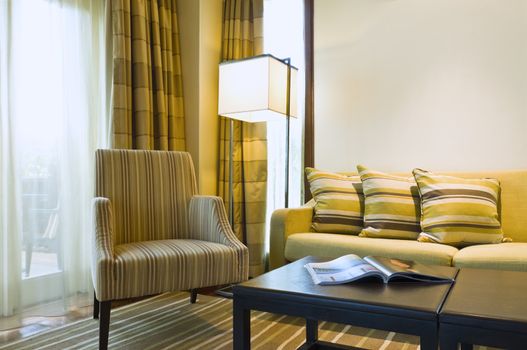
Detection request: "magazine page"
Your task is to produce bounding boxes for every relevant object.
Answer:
[362,256,399,277]
[364,256,454,283]
[304,254,384,285]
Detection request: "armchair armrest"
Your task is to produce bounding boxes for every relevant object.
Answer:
[188,195,248,280]
[269,203,314,270]
[92,197,115,301]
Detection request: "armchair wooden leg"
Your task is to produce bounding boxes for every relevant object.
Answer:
[190,289,198,304]
[93,292,100,319]
[99,300,111,350]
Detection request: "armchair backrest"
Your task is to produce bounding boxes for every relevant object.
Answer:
[95,149,198,245]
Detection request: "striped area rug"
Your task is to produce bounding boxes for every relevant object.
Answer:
[0,292,489,350]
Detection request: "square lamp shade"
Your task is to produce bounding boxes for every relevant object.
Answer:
[218,54,298,123]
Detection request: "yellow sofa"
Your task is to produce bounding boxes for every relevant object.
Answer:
[270,170,527,271]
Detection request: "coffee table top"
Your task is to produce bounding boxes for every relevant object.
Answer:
[440,268,527,332]
[236,256,458,320]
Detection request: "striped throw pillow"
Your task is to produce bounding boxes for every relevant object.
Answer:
[306,168,364,235]
[413,168,503,246]
[357,165,421,239]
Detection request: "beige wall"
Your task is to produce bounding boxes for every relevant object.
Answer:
[314,0,527,173]
[178,0,222,194]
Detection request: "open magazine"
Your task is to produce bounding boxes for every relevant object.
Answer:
[304,255,455,285]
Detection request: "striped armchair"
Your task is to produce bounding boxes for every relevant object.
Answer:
[92,149,248,349]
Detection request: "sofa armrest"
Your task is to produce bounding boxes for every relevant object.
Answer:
[92,197,115,301]
[189,195,249,281]
[269,204,314,270]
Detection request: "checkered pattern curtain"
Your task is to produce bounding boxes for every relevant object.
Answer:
[219,0,268,277]
[111,0,186,151]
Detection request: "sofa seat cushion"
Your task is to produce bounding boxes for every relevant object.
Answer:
[284,233,458,266]
[111,239,241,299]
[454,243,527,271]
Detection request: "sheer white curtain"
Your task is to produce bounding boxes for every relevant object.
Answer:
[264,0,305,254]
[0,0,108,316]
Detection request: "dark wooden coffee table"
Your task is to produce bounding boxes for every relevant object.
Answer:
[439,268,527,350]
[233,256,458,350]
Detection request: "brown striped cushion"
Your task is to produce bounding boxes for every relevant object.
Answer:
[306,168,364,235]
[413,168,504,246]
[358,165,421,239]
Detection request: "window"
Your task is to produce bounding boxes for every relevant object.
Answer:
[0,0,107,315]
[264,0,305,253]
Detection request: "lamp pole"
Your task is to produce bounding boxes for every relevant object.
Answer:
[229,118,234,227]
[283,57,291,209]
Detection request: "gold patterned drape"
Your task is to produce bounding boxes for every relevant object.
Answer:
[219,0,268,277]
[111,0,185,150]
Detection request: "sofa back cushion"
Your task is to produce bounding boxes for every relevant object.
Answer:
[95,149,198,245]
[306,168,364,235]
[447,170,527,243]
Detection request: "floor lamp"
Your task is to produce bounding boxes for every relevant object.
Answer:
[218,54,298,230]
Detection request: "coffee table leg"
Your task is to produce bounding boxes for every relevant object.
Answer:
[439,333,458,350]
[420,326,438,350]
[305,319,318,343]
[233,298,250,350]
